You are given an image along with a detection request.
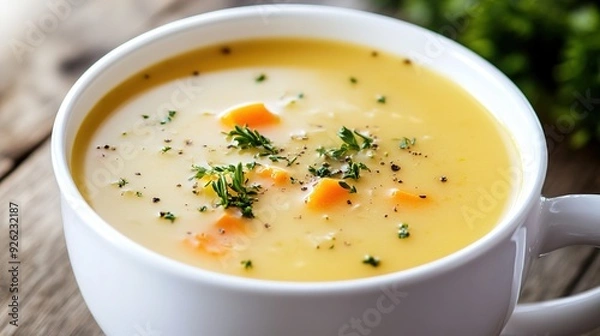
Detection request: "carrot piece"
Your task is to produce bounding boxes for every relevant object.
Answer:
[213,213,247,235]
[390,189,429,207]
[220,102,279,128]
[255,165,290,185]
[183,213,247,256]
[306,178,349,210]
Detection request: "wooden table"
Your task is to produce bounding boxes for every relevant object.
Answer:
[0,1,598,335]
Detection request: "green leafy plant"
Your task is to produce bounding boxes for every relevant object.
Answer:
[375,0,600,148]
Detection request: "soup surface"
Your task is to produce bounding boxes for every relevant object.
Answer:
[72,39,518,281]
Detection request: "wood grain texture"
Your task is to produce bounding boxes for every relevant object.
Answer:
[0,141,102,336]
[0,0,598,335]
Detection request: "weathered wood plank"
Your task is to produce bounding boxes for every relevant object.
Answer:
[0,141,102,335]
[575,250,600,336]
[573,249,600,296]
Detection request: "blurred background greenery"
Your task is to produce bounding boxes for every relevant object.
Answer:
[374,0,600,149]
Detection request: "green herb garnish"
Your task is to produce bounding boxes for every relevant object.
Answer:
[135,191,143,197]
[198,205,208,212]
[317,127,374,160]
[255,74,267,82]
[241,260,253,269]
[160,110,177,125]
[350,77,358,84]
[376,95,387,104]
[398,223,410,239]
[116,178,128,188]
[338,181,357,193]
[226,125,279,156]
[308,164,335,178]
[226,126,297,166]
[141,114,149,119]
[399,137,416,150]
[363,255,380,267]
[159,211,177,223]
[342,161,370,180]
[208,162,259,218]
[161,146,172,153]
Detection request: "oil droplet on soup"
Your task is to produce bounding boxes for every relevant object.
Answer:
[71,39,519,281]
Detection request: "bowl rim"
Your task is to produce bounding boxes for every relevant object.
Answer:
[51,4,547,293]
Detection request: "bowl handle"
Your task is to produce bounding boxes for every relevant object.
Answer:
[502,195,600,336]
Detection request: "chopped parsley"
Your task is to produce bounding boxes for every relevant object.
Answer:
[241,260,253,269]
[161,146,172,153]
[159,211,177,223]
[160,110,177,125]
[198,205,208,212]
[135,191,143,197]
[255,73,267,82]
[363,255,380,267]
[399,137,416,150]
[398,223,410,239]
[141,114,149,119]
[350,77,358,84]
[376,95,387,104]
[116,178,128,188]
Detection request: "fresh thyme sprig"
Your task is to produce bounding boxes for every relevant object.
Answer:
[191,162,259,218]
[316,126,374,160]
[226,125,296,166]
[226,125,279,155]
[341,161,370,180]
[308,159,369,180]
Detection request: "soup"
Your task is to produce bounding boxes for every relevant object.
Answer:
[71,39,518,281]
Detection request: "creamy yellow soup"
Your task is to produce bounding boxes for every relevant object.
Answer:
[72,39,518,281]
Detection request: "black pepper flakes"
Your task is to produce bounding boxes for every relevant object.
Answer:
[391,164,401,172]
[419,195,427,199]
[221,46,231,55]
[440,176,448,183]
[152,197,160,203]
